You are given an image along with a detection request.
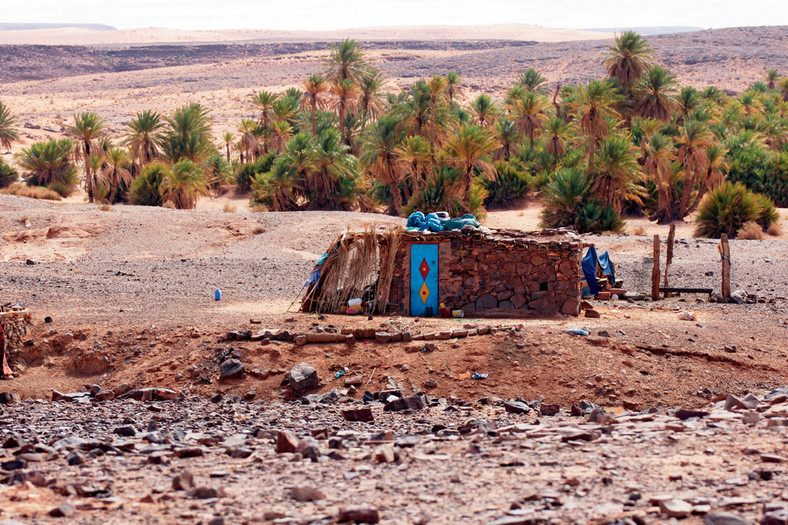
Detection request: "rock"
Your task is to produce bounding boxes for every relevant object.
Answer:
[540,404,560,416]
[294,335,307,346]
[1,458,27,470]
[584,309,601,318]
[276,431,299,454]
[342,408,374,422]
[0,392,20,404]
[338,505,380,523]
[743,411,760,425]
[297,437,320,461]
[660,498,692,518]
[763,510,788,525]
[375,332,391,343]
[113,425,137,437]
[173,447,205,458]
[675,409,709,420]
[48,503,76,518]
[374,444,396,463]
[384,395,425,412]
[219,358,244,379]
[290,485,326,502]
[68,350,111,374]
[760,454,786,463]
[172,471,195,491]
[504,401,531,414]
[189,486,225,499]
[94,390,115,401]
[288,362,319,392]
[343,374,364,386]
[704,512,750,525]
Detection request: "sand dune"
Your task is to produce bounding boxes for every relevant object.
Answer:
[0,23,612,46]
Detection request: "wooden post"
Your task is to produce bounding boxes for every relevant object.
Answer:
[651,234,661,300]
[720,234,731,299]
[663,224,675,296]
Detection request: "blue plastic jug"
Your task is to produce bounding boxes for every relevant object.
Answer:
[214,289,222,301]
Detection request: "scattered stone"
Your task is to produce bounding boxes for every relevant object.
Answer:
[342,408,375,422]
[704,512,750,525]
[384,395,425,412]
[48,503,76,518]
[219,358,244,379]
[297,437,320,461]
[760,454,786,463]
[660,498,692,518]
[189,486,225,499]
[173,447,205,458]
[504,401,531,414]
[288,362,319,392]
[113,425,137,437]
[290,485,326,502]
[675,409,709,420]
[338,505,380,523]
[0,392,20,404]
[172,471,195,491]
[374,444,396,463]
[276,431,299,454]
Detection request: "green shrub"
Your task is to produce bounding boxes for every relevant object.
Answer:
[540,167,623,233]
[236,153,275,192]
[130,162,170,206]
[755,194,779,231]
[695,182,761,238]
[481,161,531,208]
[0,158,18,188]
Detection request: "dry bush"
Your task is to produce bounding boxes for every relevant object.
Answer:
[629,226,647,236]
[736,221,764,240]
[98,204,112,212]
[767,221,782,236]
[222,202,237,213]
[252,225,267,234]
[1,183,62,201]
[162,200,176,209]
[250,204,267,213]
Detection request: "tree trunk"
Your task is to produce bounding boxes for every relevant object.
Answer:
[463,166,473,212]
[85,142,94,203]
[389,181,402,216]
[311,100,317,136]
[226,144,231,163]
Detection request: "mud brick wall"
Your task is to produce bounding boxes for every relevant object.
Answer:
[388,231,583,317]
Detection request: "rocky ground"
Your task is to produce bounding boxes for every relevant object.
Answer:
[0,385,787,524]
[2,193,788,524]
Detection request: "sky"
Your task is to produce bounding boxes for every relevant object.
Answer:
[3,0,788,31]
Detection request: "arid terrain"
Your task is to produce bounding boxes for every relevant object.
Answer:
[2,25,788,525]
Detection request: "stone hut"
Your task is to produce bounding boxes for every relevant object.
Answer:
[301,227,584,317]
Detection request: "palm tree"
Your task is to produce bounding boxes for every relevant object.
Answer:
[633,65,678,123]
[543,117,569,164]
[573,79,622,170]
[238,119,260,162]
[591,135,642,212]
[688,143,730,213]
[445,72,462,104]
[330,79,360,135]
[517,68,547,94]
[221,131,235,162]
[162,103,214,164]
[428,76,448,152]
[470,94,499,128]
[442,124,500,211]
[676,86,700,121]
[251,91,279,128]
[603,31,654,94]
[675,120,713,215]
[270,120,294,152]
[98,147,132,204]
[392,80,432,138]
[738,91,764,117]
[301,74,330,135]
[779,78,788,102]
[15,139,76,189]
[69,112,107,203]
[508,91,552,149]
[358,68,387,120]
[493,118,520,161]
[0,101,19,151]
[359,117,405,214]
[253,156,302,211]
[123,110,164,170]
[643,132,675,221]
[310,128,358,210]
[394,135,431,194]
[161,159,208,209]
[325,39,369,84]
[766,70,780,90]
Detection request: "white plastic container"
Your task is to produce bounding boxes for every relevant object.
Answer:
[348,298,363,307]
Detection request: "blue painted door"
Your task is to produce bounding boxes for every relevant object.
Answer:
[410,244,438,316]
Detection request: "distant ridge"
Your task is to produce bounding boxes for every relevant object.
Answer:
[584,26,703,35]
[0,23,116,31]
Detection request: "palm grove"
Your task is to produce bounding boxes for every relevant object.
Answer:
[1,33,787,238]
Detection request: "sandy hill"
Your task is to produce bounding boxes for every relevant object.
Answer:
[0,23,612,46]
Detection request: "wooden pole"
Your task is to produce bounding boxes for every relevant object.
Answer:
[720,234,731,299]
[663,224,675,297]
[651,234,661,300]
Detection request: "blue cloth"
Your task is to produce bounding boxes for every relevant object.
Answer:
[305,268,321,286]
[582,247,616,296]
[405,211,479,232]
[316,254,328,266]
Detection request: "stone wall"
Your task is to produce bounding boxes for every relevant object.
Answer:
[388,230,583,317]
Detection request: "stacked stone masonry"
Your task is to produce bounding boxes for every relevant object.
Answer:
[388,229,583,317]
